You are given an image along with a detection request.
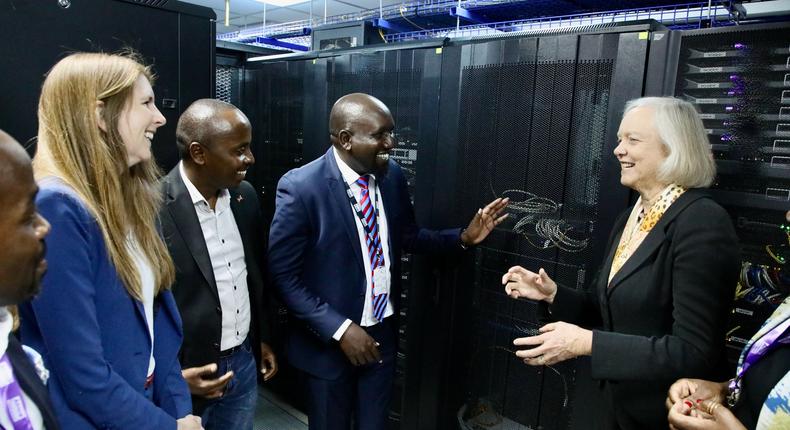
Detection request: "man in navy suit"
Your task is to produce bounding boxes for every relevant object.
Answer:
[0,130,59,430]
[268,93,508,429]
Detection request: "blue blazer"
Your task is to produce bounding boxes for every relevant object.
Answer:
[18,178,191,430]
[268,148,460,379]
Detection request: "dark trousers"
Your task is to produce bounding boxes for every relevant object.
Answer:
[305,318,397,430]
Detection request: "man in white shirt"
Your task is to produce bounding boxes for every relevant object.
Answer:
[159,100,277,430]
[0,129,58,430]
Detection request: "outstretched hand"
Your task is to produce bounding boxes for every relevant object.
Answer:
[460,197,509,246]
[513,322,592,366]
[502,266,557,304]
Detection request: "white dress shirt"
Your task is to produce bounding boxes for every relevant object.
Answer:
[332,148,394,340]
[0,307,45,430]
[179,163,250,351]
[127,235,156,377]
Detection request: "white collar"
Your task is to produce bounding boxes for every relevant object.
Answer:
[178,162,230,207]
[332,147,377,187]
[0,307,12,356]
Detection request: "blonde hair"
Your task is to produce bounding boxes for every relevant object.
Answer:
[623,97,716,188]
[33,52,175,300]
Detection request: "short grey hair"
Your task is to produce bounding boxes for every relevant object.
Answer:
[623,97,716,188]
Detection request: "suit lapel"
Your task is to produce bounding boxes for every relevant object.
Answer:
[607,191,704,294]
[6,335,60,430]
[324,150,365,272]
[165,169,218,299]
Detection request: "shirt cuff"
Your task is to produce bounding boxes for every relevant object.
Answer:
[332,319,352,341]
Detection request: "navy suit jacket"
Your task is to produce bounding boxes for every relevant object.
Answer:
[19,178,191,430]
[268,148,460,379]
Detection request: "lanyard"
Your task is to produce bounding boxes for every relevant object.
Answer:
[0,353,33,429]
[341,180,382,248]
[728,317,790,406]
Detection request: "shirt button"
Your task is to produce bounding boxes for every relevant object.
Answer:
[234,286,237,290]
[215,306,221,314]
[228,262,231,267]
[236,331,239,335]
[222,239,225,244]
[236,310,239,314]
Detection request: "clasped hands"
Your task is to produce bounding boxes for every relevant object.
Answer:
[501,266,592,366]
[665,379,745,430]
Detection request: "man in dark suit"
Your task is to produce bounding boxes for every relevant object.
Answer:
[0,129,59,430]
[159,100,277,430]
[268,93,508,430]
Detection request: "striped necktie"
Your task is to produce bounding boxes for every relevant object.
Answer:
[357,175,387,322]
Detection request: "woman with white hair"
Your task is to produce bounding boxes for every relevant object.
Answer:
[501,97,740,429]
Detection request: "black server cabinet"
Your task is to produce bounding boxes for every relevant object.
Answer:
[318,48,447,430]
[429,25,662,430]
[0,0,215,169]
[242,43,446,428]
[666,22,790,368]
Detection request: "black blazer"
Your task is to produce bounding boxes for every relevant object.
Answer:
[549,189,740,429]
[7,334,60,430]
[159,166,271,412]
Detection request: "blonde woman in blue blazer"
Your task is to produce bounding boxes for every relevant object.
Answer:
[17,53,202,430]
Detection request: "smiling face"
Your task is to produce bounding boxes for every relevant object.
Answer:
[0,134,51,306]
[117,75,166,167]
[199,109,254,190]
[333,102,394,178]
[614,106,670,197]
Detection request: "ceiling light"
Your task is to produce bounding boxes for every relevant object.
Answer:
[254,0,310,6]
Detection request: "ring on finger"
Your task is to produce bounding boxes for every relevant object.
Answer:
[707,402,721,415]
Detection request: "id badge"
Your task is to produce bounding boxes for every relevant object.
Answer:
[373,266,390,296]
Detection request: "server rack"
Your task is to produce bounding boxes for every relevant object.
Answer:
[243,41,448,428]
[665,22,790,368]
[429,23,663,430]
[0,0,216,169]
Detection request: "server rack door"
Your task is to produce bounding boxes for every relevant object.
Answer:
[244,47,446,429]
[0,0,214,168]
[430,29,653,430]
[322,48,446,430]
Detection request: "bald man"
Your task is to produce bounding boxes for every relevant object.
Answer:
[268,93,507,430]
[158,100,277,430]
[0,130,59,430]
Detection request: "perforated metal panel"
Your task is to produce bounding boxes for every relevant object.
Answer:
[216,65,241,105]
[327,55,427,428]
[454,51,615,430]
